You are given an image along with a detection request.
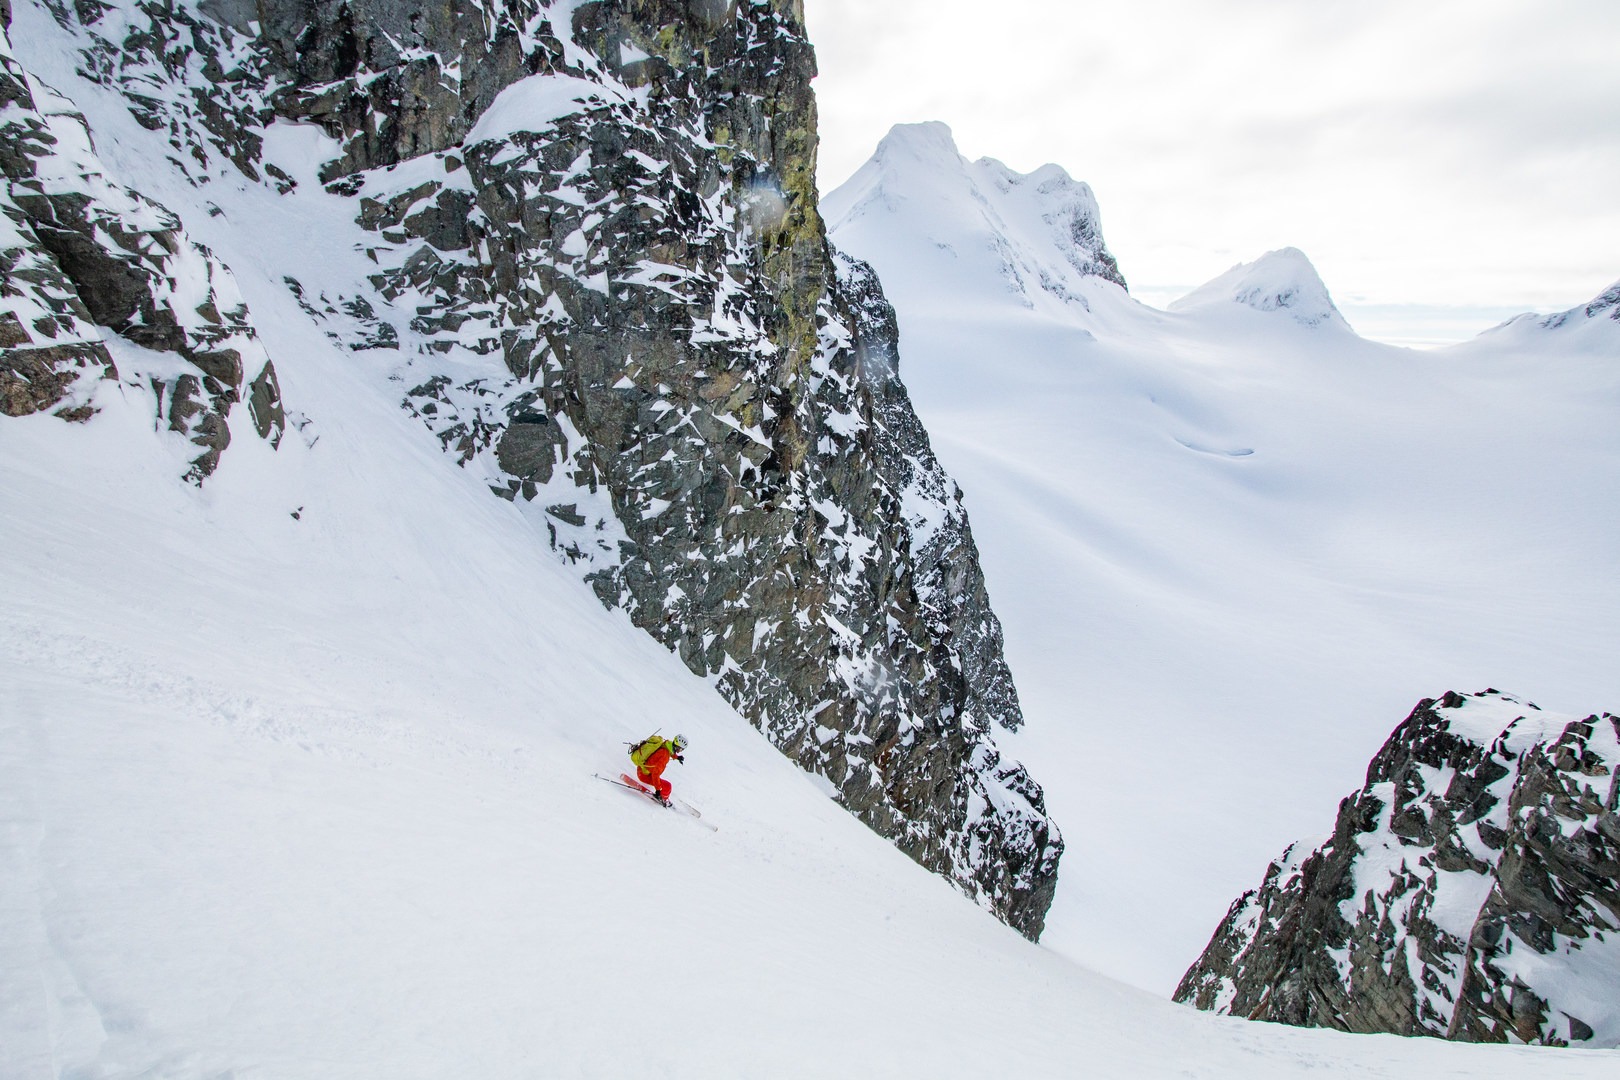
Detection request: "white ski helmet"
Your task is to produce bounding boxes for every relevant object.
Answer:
[672,734,689,752]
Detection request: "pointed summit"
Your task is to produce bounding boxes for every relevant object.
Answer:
[1170,248,1348,330]
[871,120,965,168]
[822,122,973,229]
[825,123,1128,318]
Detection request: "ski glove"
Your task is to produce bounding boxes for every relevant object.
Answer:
[675,753,685,763]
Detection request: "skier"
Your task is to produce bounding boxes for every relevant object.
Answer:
[629,732,688,805]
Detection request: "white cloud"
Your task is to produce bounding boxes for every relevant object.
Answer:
[804,0,1620,312]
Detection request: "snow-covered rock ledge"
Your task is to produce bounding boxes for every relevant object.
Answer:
[1176,689,1620,1047]
[0,14,283,479]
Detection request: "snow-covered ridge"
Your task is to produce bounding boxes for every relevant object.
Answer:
[1177,690,1620,1047]
[1479,277,1620,347]
[823,121,1126,320]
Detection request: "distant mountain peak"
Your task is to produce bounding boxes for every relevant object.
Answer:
[1478,276,1620,341]
[1538,277,1620,330]
[1171,247,1348,330]
[826,123,1128,307]
[872,120,962,164]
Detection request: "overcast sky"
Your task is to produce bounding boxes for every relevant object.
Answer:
[803,0,1620,333]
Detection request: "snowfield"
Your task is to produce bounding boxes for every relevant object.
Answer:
[826,122,1620,997]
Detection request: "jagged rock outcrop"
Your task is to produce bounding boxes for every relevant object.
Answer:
[1581,280,1620,321]
[1176,690,1620,1046]
[0,5,283,477]
[4,0,1061,935]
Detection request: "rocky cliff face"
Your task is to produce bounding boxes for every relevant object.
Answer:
[0,9,283,476]
[0,0,1060,935]
[1176,690,1620,1046]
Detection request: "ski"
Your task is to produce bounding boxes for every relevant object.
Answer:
[594,773,715,831]
[613,772,705,817]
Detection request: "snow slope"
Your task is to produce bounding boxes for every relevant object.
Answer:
[7,367,1616,1077]
[826,122,1620,995]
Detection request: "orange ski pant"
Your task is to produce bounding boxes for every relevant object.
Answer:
[637,747,673,799]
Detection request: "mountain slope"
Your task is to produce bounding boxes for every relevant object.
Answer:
[3,6,1620,1075]
[825,122,1620,993]
[0,0,1059,934]
[5,250,1618,1079]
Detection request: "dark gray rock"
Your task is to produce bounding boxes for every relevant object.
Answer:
[0,340,113,419]
[256,0,565,181]
[1176,690,1620,1047]
[247,360,286,446]
[1,28,118,418]
[0,13,283,478]
[495,401,568,486]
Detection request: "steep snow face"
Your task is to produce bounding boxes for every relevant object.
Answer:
[822,122,1126,329]
[1170,247,1351,331]
[8,7,1614,1061]
[826,133,1620,994]
[1177,690,1620,1048]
